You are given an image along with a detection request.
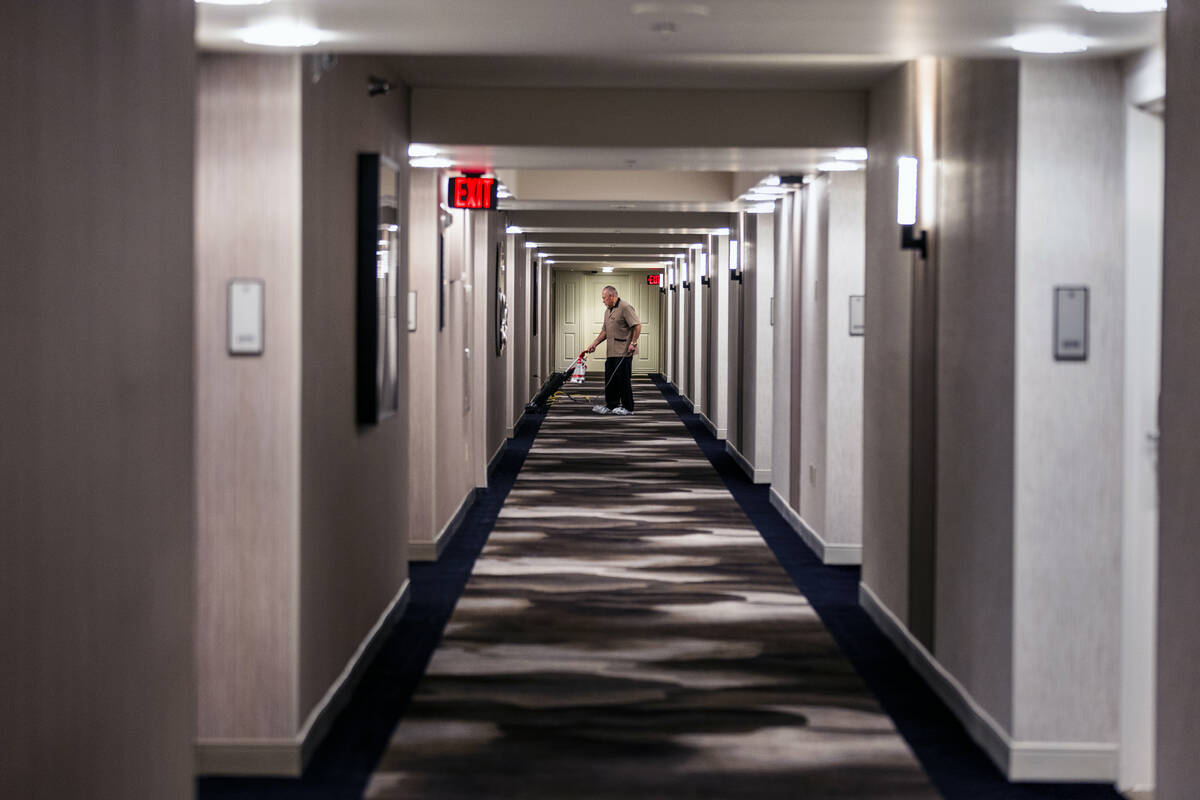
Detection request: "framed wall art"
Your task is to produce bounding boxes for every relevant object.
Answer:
[356,153,401,425]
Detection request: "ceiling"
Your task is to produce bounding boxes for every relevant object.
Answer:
[197,0,1163,274]
[197,1,1163,86]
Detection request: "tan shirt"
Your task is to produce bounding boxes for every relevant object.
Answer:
[603,298,641,358]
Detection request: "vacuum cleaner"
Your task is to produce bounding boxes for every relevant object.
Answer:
[525,353,586,413]
[525,350,632,414]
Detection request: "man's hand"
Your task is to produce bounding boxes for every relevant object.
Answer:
[627,342,637,355]
[586,344,596,354]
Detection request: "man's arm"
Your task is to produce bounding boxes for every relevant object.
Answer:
[627,323,642,353]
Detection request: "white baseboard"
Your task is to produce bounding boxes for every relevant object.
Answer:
[410,488,478,562]
[196,579,412,777]
[857,582,1118,783]
[698,414,726,441]
[725,440,772,484]
[768,487,861,565]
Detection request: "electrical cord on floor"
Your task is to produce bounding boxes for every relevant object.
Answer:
[545,352,636,407]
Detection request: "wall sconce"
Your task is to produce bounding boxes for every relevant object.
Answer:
[729,239,742,283]
[682,259,692,291]
[669,265,678,291]
[659,272,666,294]
[699,252,710,287]
[897,156,928,259]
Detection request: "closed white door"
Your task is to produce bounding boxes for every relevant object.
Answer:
[553,273,581,369]
[554,271,660,374]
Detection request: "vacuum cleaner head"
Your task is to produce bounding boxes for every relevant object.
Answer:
[525,362,581,413]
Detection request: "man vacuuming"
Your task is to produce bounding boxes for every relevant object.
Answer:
[586,285,640,416]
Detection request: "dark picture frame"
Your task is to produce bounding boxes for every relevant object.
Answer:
[531,260,538,336]
[438,232,446,331]
[495,240,508,356]
[356,153,401,425]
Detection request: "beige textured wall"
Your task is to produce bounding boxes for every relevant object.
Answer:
[512,239,530,411]
[407,169,440,551]
[435,206,476,532]
[197,53,303,740]
[823,170,866,549]
[934,58,1019,734]
[728,220,744,450]
[745,211,777,479]
[770,194,796,497]
[861,64,915,624]
[299,55,411,720]
[1158,1,1200,795]
[798,178,830,534]
[734,216,754,455]
[0,1,197,796]
[1013,58,1124,745]
[788,191,805,509]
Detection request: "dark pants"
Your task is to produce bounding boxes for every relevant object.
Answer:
[605,356,634,411]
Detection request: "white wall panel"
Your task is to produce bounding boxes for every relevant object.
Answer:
[1013,58,1124,745]
[824,170,866,548]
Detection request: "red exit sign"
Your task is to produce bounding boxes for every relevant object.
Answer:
[447,176,497,210]
[647,274,661,285]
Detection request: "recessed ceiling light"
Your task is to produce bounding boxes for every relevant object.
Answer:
[410,156,452,169]
[834,147,869,161]
[506,226,523,234]
[1009,30,1090,54]
[525,242,539,249]
[630,3,710,16]
[602,266,615,273]
[238,20,325,47]
[407,144,439,158]
[746,203,777,214]
[762,175,782,186]
[1081,0,1165,12]
[817,161,863,172]
[741,193,778,203]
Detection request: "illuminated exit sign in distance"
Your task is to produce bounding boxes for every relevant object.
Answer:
[647,274,661,285]
[447,176,497,210]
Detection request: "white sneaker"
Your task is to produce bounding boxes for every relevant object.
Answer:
[591,405,610,415]
[611,407,632,416]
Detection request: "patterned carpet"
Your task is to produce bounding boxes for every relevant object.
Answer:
[365,376,939,799]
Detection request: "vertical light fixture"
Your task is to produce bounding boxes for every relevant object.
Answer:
[669,263,677,291]
[659,271,666,294]
[897,155,928,259]
[682,255,691,290]
[729,238,741,282]
[699,252,709,287]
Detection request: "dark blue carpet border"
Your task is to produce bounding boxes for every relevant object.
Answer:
[197,412,547,800]
[649,375,1123,800]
